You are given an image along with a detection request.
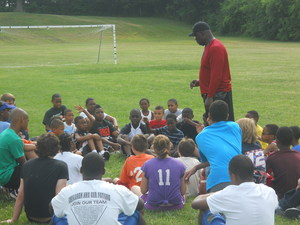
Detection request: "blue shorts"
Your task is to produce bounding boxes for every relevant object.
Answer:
[202,210,226,225]
[52,211,140,225]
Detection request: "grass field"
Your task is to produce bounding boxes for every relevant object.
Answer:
[0,12,300,224]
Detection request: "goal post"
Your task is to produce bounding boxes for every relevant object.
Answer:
[0,24,117,65]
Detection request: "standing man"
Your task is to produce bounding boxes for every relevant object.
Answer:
[189,21,234,121]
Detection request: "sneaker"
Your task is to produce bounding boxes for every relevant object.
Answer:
[284,208,300,220]
[9,189,18,200]
[101,151,110,161]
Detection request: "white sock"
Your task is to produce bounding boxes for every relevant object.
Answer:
[92,149,97,153]
[99,150,105,155]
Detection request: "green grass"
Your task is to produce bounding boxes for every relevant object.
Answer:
[0,12,300,225]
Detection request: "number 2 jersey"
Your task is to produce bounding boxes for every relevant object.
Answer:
[119,153,154,189]
[141,157,186,206]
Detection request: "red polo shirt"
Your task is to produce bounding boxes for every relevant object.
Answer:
[199,39,232,97]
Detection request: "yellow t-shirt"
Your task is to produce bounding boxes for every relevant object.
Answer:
[257,124,268,149]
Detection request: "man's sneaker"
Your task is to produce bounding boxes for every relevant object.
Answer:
[101,151,110,161]
[284,208,300,220]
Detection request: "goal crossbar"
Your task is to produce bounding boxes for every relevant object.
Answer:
[0,24,117,64]
[0,24,114,29]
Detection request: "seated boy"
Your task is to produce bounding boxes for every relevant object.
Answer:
[0,108,27,199]
[245,110,267,150]
[80,98,119,130]
[90,105,121,152]
[177,138,200,197]
[0,101,15,133]
[51,152,146,225]
[63,109,76,135]
[262,124,279,155]
[192,155,278,225]
[266,127,300,199]
[0,93,16,106]
[49,118,65,137]
[146,113,184,157]
[74,116,109,160]
[176,108,200,141]
[114,134,154,190]
[164,98,182,119]
[3,133,68,224]
[149,105,166,129]
[117,109,148,157]
[43,93,67,132]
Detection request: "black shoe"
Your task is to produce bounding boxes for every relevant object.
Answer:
[102,151,110,161]
[284,208,300,220]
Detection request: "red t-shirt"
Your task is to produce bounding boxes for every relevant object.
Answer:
[199,39,232,97]
[149,119,167,129]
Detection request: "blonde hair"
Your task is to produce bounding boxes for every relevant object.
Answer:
[0,93,15,104]
[153,135,171,159]
[236,118,257,144]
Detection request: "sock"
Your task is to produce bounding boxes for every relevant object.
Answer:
[99,150,105,155]
[92,149,97,153]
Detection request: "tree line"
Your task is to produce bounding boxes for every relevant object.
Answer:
[1,0,299,41]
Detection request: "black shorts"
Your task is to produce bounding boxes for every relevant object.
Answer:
[4,164,21,190]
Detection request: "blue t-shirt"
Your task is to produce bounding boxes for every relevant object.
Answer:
[196,121,242,191]
[292,145,300,152]
[0,121,10,134]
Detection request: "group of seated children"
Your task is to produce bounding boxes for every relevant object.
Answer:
[1,92,300,224]
[41,94,200,160]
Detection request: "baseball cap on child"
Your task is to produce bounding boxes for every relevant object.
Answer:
[0,102,16,112]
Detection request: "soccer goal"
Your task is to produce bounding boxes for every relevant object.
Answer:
[0,24,117,67]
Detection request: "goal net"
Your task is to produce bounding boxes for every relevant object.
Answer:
[0,24,117,67]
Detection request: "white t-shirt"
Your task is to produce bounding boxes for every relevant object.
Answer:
[54,152,83,185]
[164,108,182,119]
[207,182,278,225]
[64,122,76,135]
[80,110,108,120]
[140,110,152,122]
[176,157,200,196]
[52,180,139,225]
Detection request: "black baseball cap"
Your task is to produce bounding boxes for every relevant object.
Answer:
[188,21,210,36]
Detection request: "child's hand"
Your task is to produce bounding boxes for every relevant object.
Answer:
[86,133,94,139]
[112,143,121,150]
[143,117,149,124]
[196,123,204,133]
[257,136,262,141]
[184,167,197,183]
[75,105,84,113]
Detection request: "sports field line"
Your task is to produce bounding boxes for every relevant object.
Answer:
[0,63,97,68]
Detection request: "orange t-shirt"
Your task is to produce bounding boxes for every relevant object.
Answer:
[22,139,33,144]
[119,153,154,189]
